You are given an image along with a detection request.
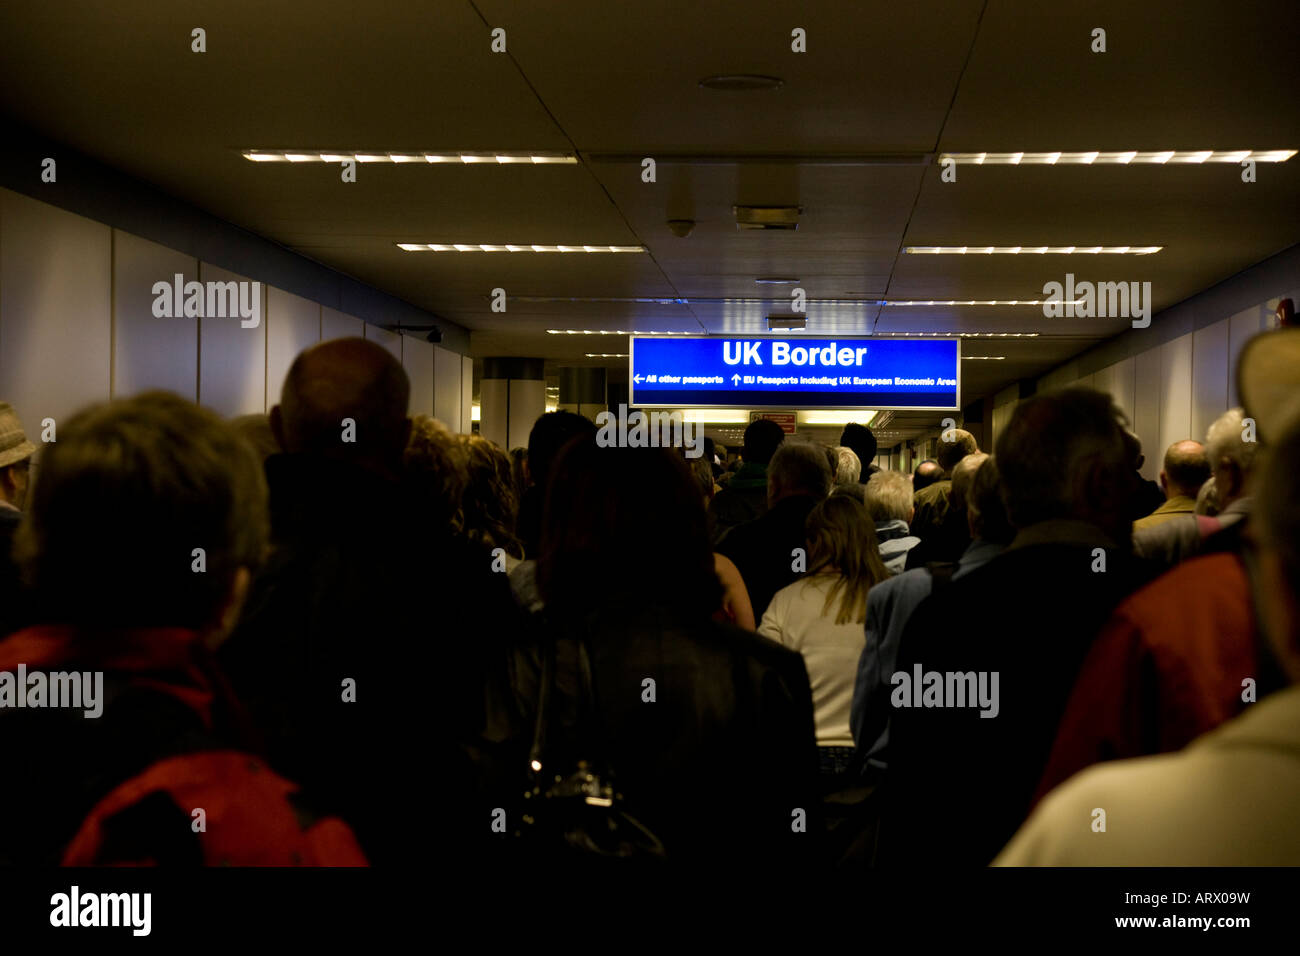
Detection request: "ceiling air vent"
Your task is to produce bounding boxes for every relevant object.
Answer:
[768,315,807,330]
[734,205,802,230]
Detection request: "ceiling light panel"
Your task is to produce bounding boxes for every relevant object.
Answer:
[243,150,578,164]
[904,246,1161,255]
[939,150,1295,165]
[398,244,644,253]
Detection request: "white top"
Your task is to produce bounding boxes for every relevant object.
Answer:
[995,685,1300,866]
[758,575,866,748]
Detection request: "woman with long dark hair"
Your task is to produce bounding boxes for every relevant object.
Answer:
[509,437,820,862]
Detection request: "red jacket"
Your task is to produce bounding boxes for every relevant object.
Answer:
[0,625,365,866]
[1034,553,1257,803]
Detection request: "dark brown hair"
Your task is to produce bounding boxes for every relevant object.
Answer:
[538,440,721,619]
[16,391,268,629]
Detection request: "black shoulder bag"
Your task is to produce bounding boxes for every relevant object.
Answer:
[516,631,667,860]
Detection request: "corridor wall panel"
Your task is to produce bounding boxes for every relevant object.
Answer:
[1157,333,1194,462]
[321,307,364,341]
[461,356,474,435]
[403,337,435,418]
[197,263,267,417]
[112,230,198,401]
[266,286,321,409]
[1133,349,1163,480]
[433,345,463,430]
[363,323,402,361]
[1191,318,1230,442]
[0,189,111,438]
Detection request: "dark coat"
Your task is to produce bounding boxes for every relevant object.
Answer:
[876,522,1160,866]
[491,598,821,864]
[0,507,23,639]
[716,494,818,621]
[706,462,769,546]
[217,453,519,863]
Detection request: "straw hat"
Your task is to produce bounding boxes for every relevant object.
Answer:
[1237,326,1300,445]
[0,402,37,469]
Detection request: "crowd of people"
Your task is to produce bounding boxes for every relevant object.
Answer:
[1,326,1298,867]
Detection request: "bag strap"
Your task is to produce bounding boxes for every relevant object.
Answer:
[526,623,603,777]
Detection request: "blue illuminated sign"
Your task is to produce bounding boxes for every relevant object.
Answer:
[629,337,960,409]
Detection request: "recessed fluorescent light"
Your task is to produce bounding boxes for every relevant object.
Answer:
[962,355,1006,360]
[880,298,1074,306]
[398,244,644,253]
[511,296,689,304]
[905,246,1161,255]
[874,332,1039,338]
[798,410,879,426]
[242,150,578,164]
[940,150,1296,165]
[677,410,752,424]
[585,353,629,358]
[755,277,800,284]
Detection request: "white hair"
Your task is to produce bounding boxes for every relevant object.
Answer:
[835,446,861,485]
[1205,407,1259,474]
[864,470,912,523]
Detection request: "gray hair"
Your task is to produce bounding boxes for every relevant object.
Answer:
[1205,407,1259,475]
[864,470,912,523]
[769,440,832,500]
[995,387,1132,529]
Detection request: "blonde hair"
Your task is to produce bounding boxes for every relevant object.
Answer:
[452,434,523,559]
[803,494,891,624]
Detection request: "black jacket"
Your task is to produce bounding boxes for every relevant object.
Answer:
[716,494,818,621]
[0,507,23,639]
[877,521,1161,866]
[217,453,518,863]
[706,462,769,546]
[489,598,821,865]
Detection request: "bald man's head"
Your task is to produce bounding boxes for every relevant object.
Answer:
[272,337,411,471]
[1161,439,1210,499]
[936,428,978,473]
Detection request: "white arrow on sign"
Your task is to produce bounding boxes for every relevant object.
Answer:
[633,374,644,383]
[731,373,741,385]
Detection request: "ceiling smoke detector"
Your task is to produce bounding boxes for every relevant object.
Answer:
[734,205,802,231]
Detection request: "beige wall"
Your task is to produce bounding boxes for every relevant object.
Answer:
[0,190,112,441]
[0,188,474,447]
[1031,301,1285,479]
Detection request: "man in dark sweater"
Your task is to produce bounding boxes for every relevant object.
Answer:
[707,418,785,546]
[218,338,516,865]
[878,388,1158,867]
[717,440,831,621]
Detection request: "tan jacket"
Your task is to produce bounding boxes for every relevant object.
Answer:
[994,685,1300,866]
[1132,495,1196,531]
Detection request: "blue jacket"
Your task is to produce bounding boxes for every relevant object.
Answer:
[850,539,1004,770]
